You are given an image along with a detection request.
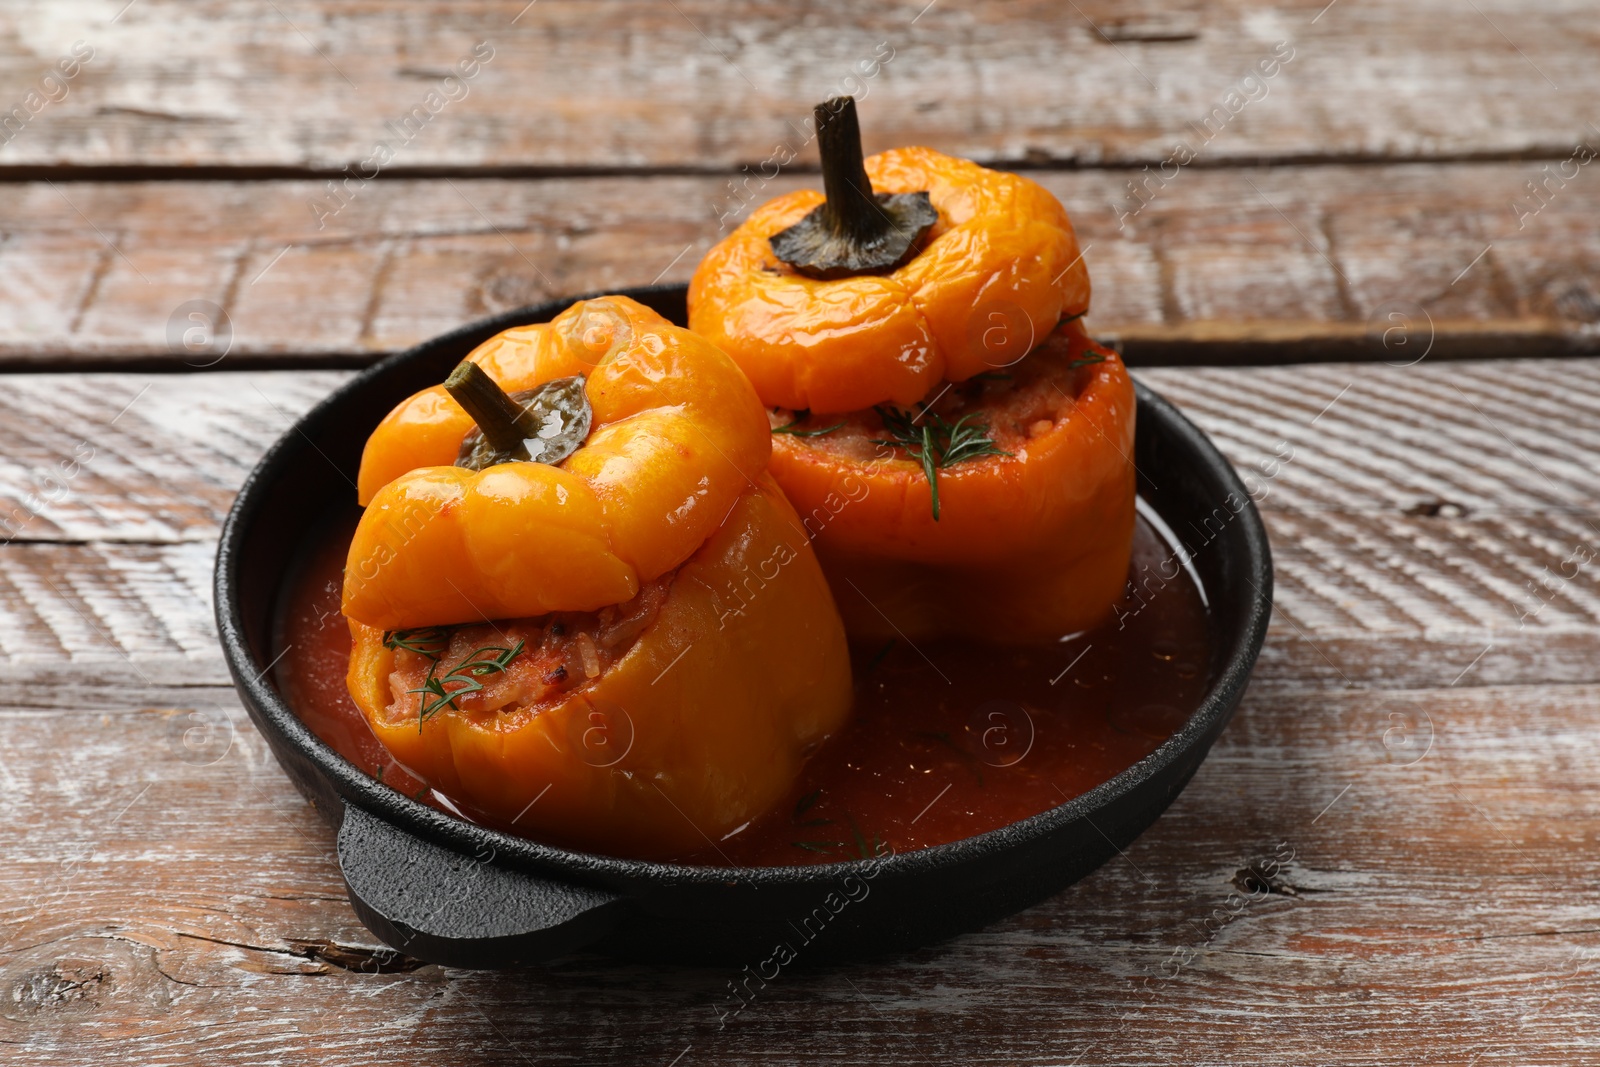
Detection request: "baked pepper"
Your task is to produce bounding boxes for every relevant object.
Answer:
[687,98,1133,643]
[342,295,852,860]
[688,98,1091,415]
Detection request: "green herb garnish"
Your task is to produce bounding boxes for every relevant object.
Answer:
[382,627,450,658]
[864,638,896,674]
[846,814,886,860]
[872,405,1013,520]
[790,796,884,858]
[773,410,846,438]
[791,840,841,854]
[1068,352,1107,371]
[794,789,822,818]
[407,639,526,729]
[917,729,986,787]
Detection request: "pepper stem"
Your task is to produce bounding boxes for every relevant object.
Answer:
[444,361,528,458]
[814,96,889,245]
[768,96,937,280]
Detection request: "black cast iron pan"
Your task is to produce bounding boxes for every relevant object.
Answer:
[215,283,1273,969]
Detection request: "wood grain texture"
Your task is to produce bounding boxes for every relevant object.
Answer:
[0,0,1592,173]
[1,359,1597,695]
[3,683,1597,1065]
[2,0,1592,1059]
[2,370,1596,1064]
[4,159,1600,368]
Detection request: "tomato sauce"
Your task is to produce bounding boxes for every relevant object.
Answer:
[274,505,1212,866]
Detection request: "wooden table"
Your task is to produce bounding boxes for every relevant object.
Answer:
[4,2,1597,1063]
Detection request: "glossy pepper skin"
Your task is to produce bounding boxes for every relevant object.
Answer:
[687,146,1091,415]
[773,320,1136,644]
[689,141,1130,644]
[347,475,852,860]
[340,295,853,859]
[344,295,772,629]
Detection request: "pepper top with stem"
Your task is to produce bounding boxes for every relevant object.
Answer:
[444,361,530,459]
[443,360,592,471]
[768,96,938,279]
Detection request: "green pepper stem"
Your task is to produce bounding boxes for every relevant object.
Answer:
[444,361,528,457]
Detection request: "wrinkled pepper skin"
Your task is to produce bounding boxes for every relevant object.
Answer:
[774,321,1136,644]
[344,295,772,629]
[339,295,853,859]
[687,146,1091,415]
[347,475,851,860]
[689,140,1131,644]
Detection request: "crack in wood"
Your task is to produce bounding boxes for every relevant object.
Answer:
[1230,866,1326,899]
[67,243,113,338]
[173,931,427,975]
[357,238,401,345]
[1096,29,1200,43]
[285,938,429,975]
[7,147,1600,184]
[1317,211,1358,323]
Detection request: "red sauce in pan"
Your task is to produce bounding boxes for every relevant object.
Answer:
[275,507,1212,866]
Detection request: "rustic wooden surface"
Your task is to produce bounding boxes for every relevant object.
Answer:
[4,162,1600,369]
[0,0,1593,171]
[3,2,1598,1065]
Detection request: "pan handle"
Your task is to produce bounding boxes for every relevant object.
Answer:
[337,803,626,968]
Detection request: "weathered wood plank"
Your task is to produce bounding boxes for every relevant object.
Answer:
[1,0,1590,1058]
[0,362,1594,1063]
[0,510,1583,712]
[0,0,1592,173]
[0,358,1597,701]
[3,161,1598,368]
[0,372,340,546]
[6,359,1597,547]
[2,681,1597,1065]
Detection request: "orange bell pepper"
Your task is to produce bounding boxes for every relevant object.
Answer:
[345,295,776,626]
[688,144,1090,415]
[340,295,852,859]
[686,99,1131,643]
[771,321,1135,643]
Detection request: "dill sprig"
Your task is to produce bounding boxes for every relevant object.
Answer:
[792,790,834,829]
[846,814,886,860]
[772,410,846,438]
[788,791,886,860]
[864,638,896,674]
[916,729,986,787]
[1068,351,1107,371]
[407,638,526,729]
[872,404,1012,520]
[788,827,883,859]
[382,627,450,658]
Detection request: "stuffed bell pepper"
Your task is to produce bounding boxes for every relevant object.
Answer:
[341,295,852,860]
[688,97,1136,644]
